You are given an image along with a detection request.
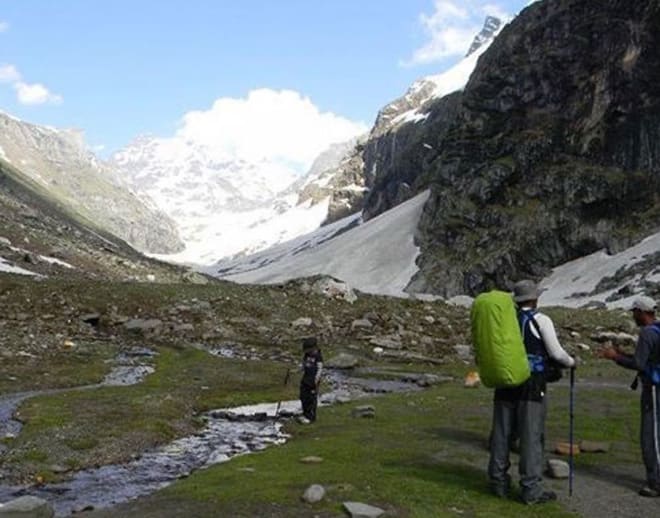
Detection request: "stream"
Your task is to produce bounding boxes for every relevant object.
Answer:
[0,350,425,516]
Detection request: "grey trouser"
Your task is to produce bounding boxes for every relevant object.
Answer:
[641,384,660,489]
[488,395,547,501]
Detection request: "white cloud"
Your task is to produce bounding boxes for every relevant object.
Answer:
[14,81,63,105]
[0,63,63,105]
[0,21,8,33]
[404,0,509,66]
[176,88,367,173]
[0,64,20,83]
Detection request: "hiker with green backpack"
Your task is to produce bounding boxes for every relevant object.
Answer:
[472,280,576,504]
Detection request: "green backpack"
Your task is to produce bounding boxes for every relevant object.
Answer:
[470,290,530,388]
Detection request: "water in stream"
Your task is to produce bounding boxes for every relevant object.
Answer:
[0,353,423,516]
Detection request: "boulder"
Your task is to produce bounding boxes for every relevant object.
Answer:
[0,496,54,517]
[302,484,326,504]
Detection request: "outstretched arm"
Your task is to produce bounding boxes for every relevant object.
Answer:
[535,313,575,368]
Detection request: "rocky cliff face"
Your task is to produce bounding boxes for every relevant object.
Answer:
[362,0,660,297]
[0,114,183,254]
[292,138,367,224]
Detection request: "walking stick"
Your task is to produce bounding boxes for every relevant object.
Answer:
[274,368,291,418]
[569,366,575,496]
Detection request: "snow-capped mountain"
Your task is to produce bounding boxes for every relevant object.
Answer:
[371,16,504,137]
[0,111,183,254]
[111,133,363,264]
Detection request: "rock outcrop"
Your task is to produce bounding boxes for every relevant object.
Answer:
[361,0,660,296]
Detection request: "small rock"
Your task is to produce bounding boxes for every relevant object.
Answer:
[546,459,570,479]
[424,315,435,324]
[351,319,373,330]
[579,440,610,453]
[343,501,385,518]
[326,353,359,369]
[453,345,473,361]
[291,317,313,328]
[351,405,375,418]
[576,343,591,351]
[368,336,402,350]
[302,484,326,504]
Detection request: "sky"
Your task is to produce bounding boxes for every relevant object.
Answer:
[0,1,534,163]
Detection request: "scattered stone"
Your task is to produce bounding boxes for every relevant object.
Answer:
[326,353,359,369]
[123,319,163,334]
[555,442,580,456]
[302,484,326,504]
[343,501,385,518]
[591,331,636,346]
[576,343,591,351]
[311,277,357,303]
[546,458,570,479]
[453,344,473,361]
[351,319,373,331]
[369,336,402,350]
[464,371,481,388]
[447,295,474,308]
[300,456,324,464]
[424,315,435,324]
[351,405,375,418]
[291,317,313,328]
[79,313,101,327]
[579,440,610,453]
[0,495,54,517]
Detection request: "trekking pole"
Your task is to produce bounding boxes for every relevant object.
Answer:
[568,367,575,496]
[274,368,291,418]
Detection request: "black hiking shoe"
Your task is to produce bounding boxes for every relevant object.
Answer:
[524,490,557,505]
[638,486,660,497]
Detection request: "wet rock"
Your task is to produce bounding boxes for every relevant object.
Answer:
[343,501,385,518]
[326,353,359,369]
[302,484,326,504]
[351,405,375,418]
[0,495,54,517]
[546,459,570,479]
[401,373,451,387]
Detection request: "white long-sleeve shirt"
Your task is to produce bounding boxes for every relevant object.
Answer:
[520,306,575,368]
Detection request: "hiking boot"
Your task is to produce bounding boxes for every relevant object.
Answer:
[638,486,660,497]
[524,490,557,505]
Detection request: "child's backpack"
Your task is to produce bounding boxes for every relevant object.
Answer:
[470,290,531,388]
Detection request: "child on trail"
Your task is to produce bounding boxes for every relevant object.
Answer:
[299,336,323,424]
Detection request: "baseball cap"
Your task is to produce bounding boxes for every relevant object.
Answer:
[630,295,657,313]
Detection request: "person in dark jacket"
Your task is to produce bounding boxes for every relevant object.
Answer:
[600,295,660,497]
[489,280,575,504]
[299,336,323,424]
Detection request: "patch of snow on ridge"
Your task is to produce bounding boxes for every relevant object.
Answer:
[540,230,660,308]
[215,190,430,297]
